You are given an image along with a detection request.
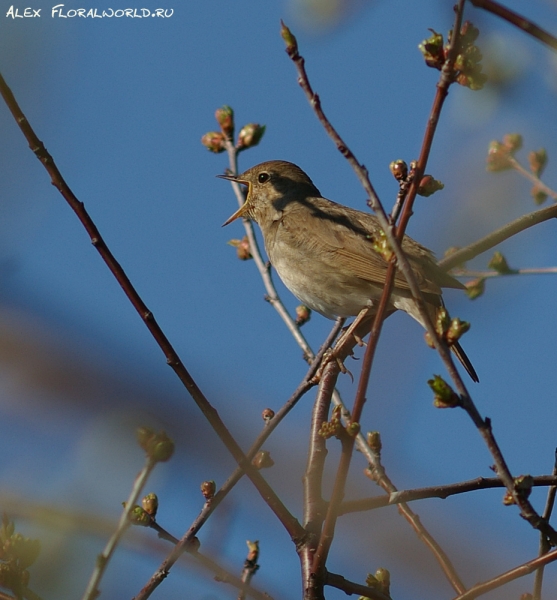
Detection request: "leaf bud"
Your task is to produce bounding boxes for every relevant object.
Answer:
[236,123,266,151]
[142,493,159,516]
[428,375,460,408]
[215,105,234,138]
[252,451,274,470]
[227,236,252,260]
[201,480,216,501]
[262,408,275,422]
[295,304,311,326]
[201,131,226,153]
[389,160,408,181]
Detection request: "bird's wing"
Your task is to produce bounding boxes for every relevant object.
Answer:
[293,199,447,295]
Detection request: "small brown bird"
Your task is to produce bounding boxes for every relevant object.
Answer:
[219,160,477,382]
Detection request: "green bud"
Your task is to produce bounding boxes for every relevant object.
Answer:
[418,29,445,69]
[528,148,548,177]
[446,318,470,344]
[486,140,512,172]
[128,505,151,526]
[142,493,159,516]
[428,375,460,408]
[280,20,298,55]
[417,175,444,197]
[367,431,382,452]
[346,422,360,437]
[502,133,523,153]
[465,277,485,300]
[487,251,514,274]
[531,185,548,205]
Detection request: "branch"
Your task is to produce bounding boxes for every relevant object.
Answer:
[340,475,557,514]
[469,0,557,51]
[0,70,306,545]
[438,203,557,271]
[453,547,557,600]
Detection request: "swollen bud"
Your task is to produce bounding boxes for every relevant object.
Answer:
[228,236,252,260]
[215,105,234,138]
[528,148,548,177]
[252,451,274,470]
[486,140,513,172]
[367,431,382,452]
[418,29,445,69]
[465,277,485,300]
[201,131,226,154]
[262,408,275,422]
[488,251,514,274]
[280,20,298,56]
[237,123,266,151]
[389,160,408,182]
[417,175,444,197]
[428,375,460,408]
[142,493,159,516]
[201,480,216,501]
[295,304,311,326]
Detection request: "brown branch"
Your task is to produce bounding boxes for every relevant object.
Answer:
[533,449,557,600]
[438,203,557,272]
[135,322,342,599]
[340,475,557,514]
[325,571,391,600]
[453,547,557,600]
[469,0,557,51]
[362,436,467,594]
[0,70,306,545]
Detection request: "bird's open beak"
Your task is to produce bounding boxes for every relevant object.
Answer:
[217,173,250,226]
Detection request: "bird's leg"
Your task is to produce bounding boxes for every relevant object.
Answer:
[312,307,371,382]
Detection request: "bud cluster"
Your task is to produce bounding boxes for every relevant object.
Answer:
[201,105,266,154]
[0,515,40,596]
[418,21,487,90]
[365,567,391,597]
[424,307,470,350]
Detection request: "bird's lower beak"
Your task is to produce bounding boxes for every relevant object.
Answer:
[222,202,249,226]
[217,173,250,226]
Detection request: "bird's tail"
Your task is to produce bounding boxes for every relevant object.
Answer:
[451,340,479,383]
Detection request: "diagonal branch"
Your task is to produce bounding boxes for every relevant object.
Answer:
[0,70,306,545]
[469,0,557,51]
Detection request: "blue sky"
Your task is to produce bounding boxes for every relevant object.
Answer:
[0,1,557,598]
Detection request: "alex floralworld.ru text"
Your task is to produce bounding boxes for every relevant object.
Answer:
[6,5,174,18]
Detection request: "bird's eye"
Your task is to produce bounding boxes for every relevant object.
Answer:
[258,172,270,184]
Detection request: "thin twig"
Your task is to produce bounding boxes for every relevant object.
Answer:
[223,140,314,359]
[508,156,557,201]
[340,475,557,514]
[81,456,157,600]
[469,0,557,51]
[439,203,557,271]
[363,436,467,594]
[135,323,343,599]
[453,267,557,279]
[533,449,557,600]
[453,547,557,600]
[325,571,391,600]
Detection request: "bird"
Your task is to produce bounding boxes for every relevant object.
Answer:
[218,160,478,382]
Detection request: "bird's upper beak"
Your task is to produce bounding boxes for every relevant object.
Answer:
[217,173,251,226]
